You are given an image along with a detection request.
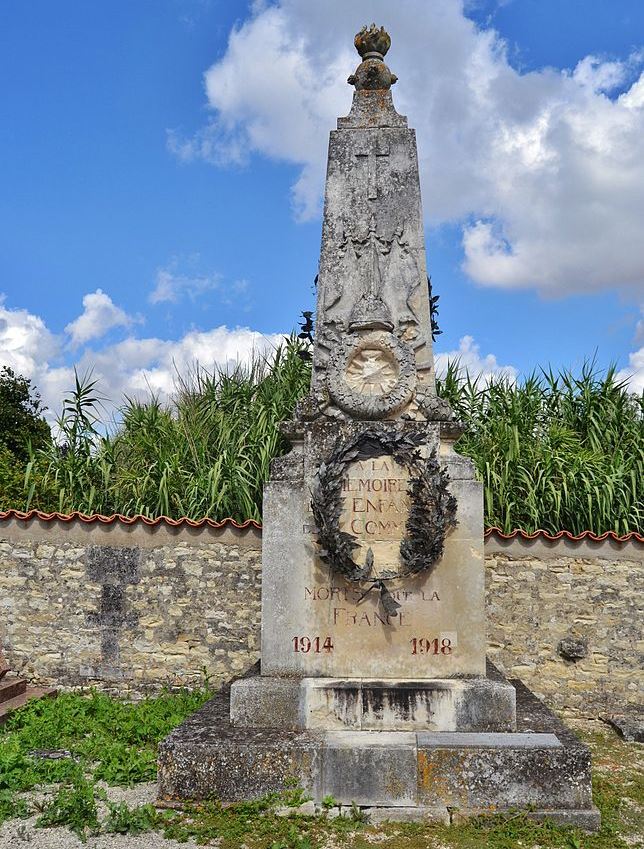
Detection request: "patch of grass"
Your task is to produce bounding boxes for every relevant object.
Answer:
[159,798,360,849]
[2,684,211,790]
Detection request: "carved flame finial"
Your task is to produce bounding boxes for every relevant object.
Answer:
[354,23,391,60]
[348,24,398,91]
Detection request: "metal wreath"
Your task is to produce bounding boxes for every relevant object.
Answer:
[311,425,457,615]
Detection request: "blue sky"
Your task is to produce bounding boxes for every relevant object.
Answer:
[1,0,643,419]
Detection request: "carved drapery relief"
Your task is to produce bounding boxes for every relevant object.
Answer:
[323,215,420,336]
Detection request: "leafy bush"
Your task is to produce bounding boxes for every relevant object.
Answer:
[0,366,50,461]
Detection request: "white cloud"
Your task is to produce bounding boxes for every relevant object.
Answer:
[0,296,285,424]
[169,0,644,298]
[71,325,285,406]
[435,335,517,383]
[616,346,644,394]
[65,289,134,348]
[150,259,223,304]
[616,305,644,394]
[0,296,60,378]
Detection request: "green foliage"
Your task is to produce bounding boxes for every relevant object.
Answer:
[35,777,100,842]
[0,685,212,840]
[103,801,159,835]
[9,349,644,535]
[4,687,211,764]
[0,444,26,509]
[0,366,52,510]
[0,789,28,825]
[25,338,311,521]
[0,366,50,461]
[92,743,157,786]
[437,360,643,535]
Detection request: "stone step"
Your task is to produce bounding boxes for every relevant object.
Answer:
[157,674,599,832]
[231,674,517,732]
[0,676,27,704]
[0,687,58,725]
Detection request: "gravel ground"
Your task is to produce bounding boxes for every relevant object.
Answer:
[0,783,209,849]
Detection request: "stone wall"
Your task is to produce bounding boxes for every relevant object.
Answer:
[0,515,641,713]
[0,515,262,695]
[485,535,643,716]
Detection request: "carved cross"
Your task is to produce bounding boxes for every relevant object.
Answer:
[355,142,390,200]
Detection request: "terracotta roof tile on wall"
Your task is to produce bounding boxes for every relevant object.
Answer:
[484,526,643,543]
[0,509,260,530]
[0,509,640,543]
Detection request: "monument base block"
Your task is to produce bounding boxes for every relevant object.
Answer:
[230,673,516,732]
[157,668,599,832]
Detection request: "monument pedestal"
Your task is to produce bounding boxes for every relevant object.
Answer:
[157,24,598,831]
[230,672,516,732]
[157,665,599,830]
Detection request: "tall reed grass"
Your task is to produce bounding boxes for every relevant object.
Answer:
[20,344,643,534]
[437,360,643,535]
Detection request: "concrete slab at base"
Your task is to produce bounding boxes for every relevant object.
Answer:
[157,673,598,830]
[230,673,516,732]
[366,806,450,825]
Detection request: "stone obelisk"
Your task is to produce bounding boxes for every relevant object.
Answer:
[159,28,598,829]
[232,22,514,724]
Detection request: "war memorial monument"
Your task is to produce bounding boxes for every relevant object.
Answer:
[158,25,599,828]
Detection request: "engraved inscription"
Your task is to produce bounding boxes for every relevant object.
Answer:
[339,455,410,575]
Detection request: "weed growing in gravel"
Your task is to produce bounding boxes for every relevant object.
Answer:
[103,800,159,835]
[34,776,101,842]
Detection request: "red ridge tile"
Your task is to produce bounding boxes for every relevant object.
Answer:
[0,510,640,543]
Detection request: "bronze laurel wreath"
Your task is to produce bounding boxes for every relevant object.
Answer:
[311,425,457,614]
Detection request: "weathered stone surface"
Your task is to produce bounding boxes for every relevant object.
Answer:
[157,688,323,803]
[157,671,598,829]
[230,675,303,730]
[320,731,417,807]
[0,647,9,681]
[0,520,262,696]
[558,636,589,661]
[366,806,449,825]
[485,541,643,715]
[601,712,644,743]
[230,673,516,732]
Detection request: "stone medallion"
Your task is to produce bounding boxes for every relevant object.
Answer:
[327,330,416,418]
